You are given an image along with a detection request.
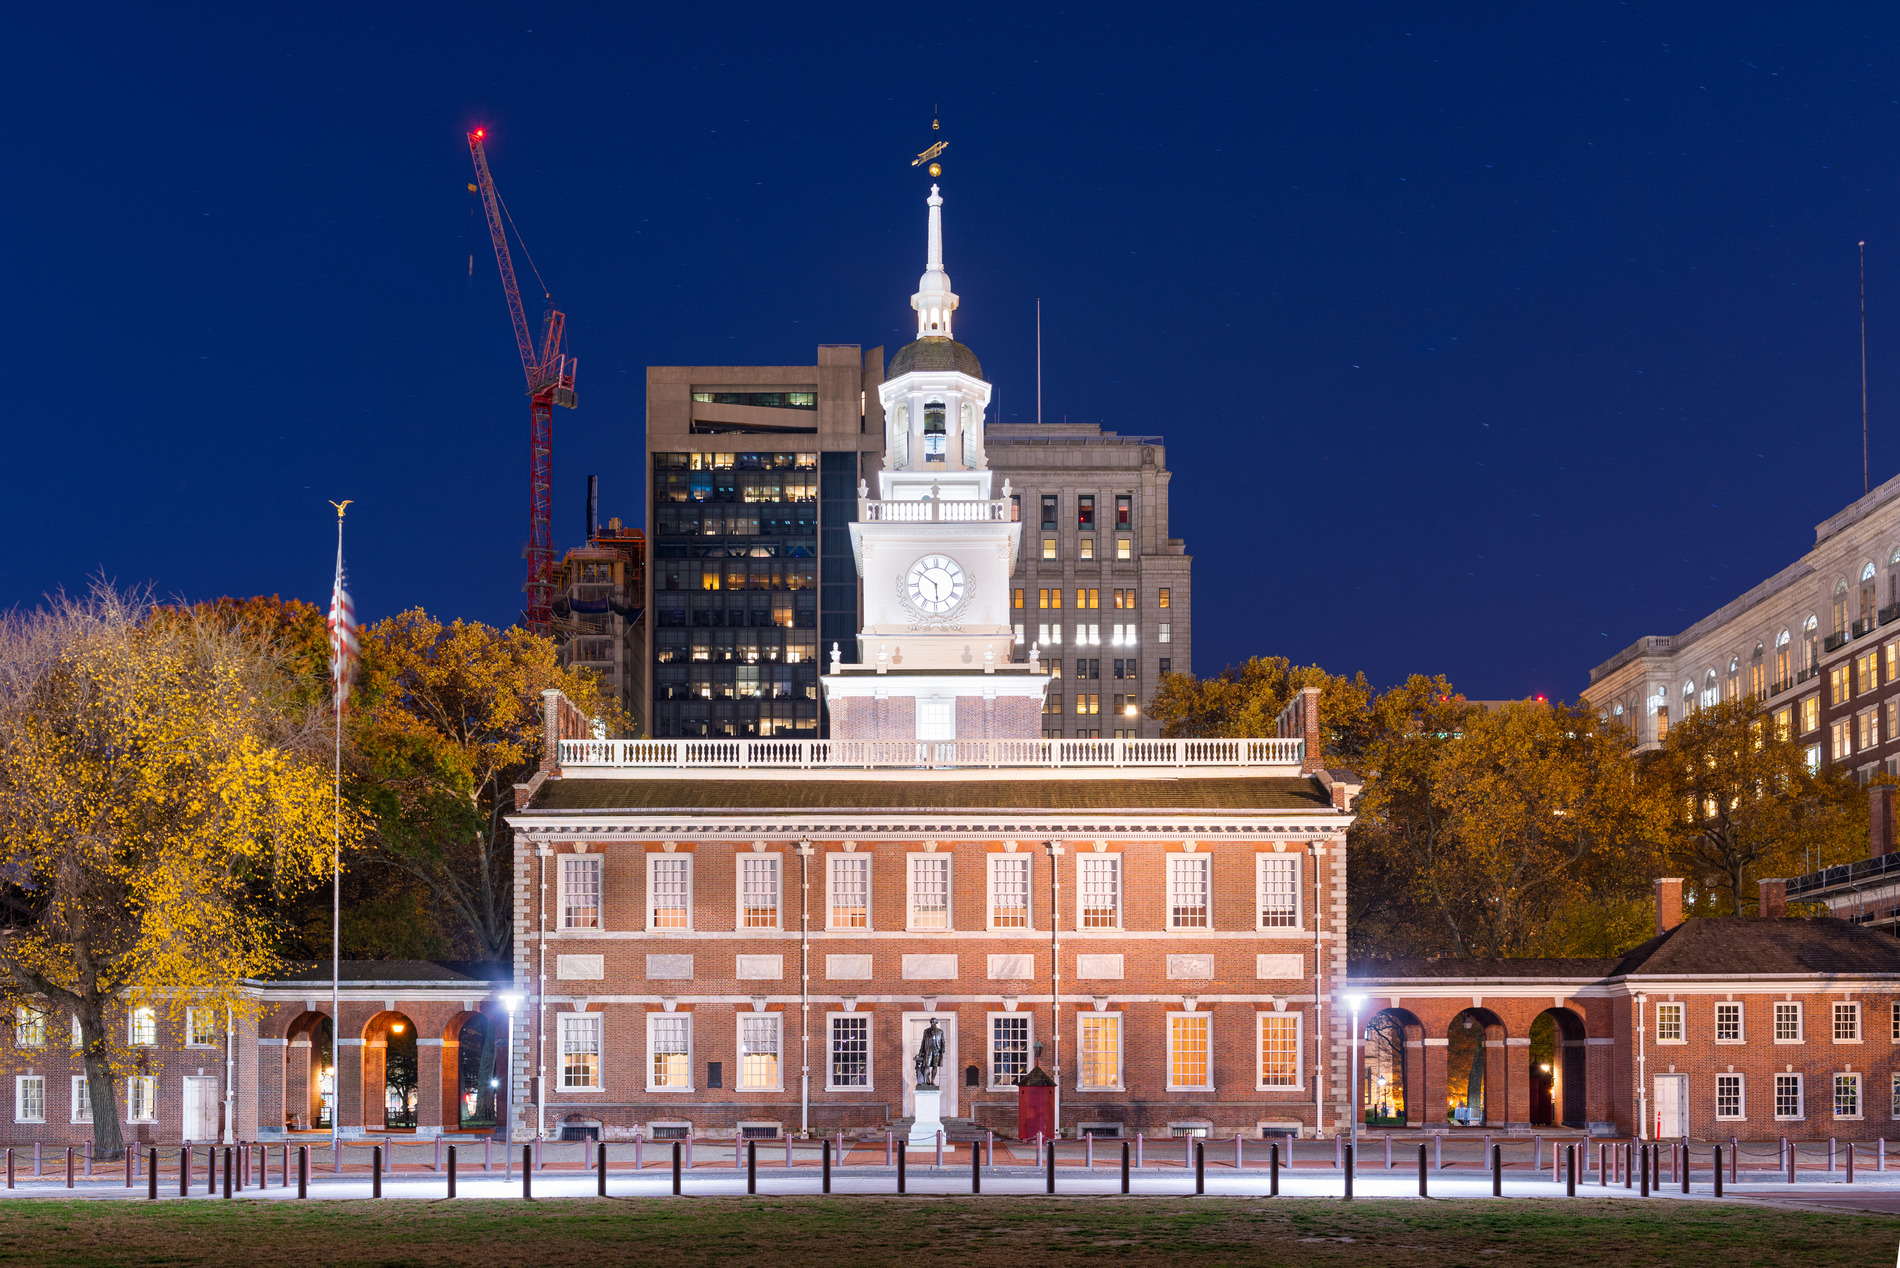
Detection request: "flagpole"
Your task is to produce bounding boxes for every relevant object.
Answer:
[331,507,343,1148]
[326,498,353,1147]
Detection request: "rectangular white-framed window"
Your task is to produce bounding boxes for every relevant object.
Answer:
[560,1012,603,1090]
[14,1006,44,1049]
[1892,1071,1900,1120]
[738,854,782,930]
[988,854,1032,931]
[1168,1012,1213,1091]
[646,1013,693,1091]
[1078,854,1122,930]
[1892,1000,1900,1042]
[1257,1012,1303,1089]
[738,1013,783,1091]
[647,854,693,931]
[186,1008,220,1048]
[1257,855,1300,929]
[70,1075,91,1123]
[1774,1002,1803,1043]
[827,1014,871,1090]
[1168,854,1211,929]
[828,853,870,930]
[1158,622,1172,644]
[1835,1072,1862,1118]
[1715,1073,1743,1120]
[126,1075,156,1123]
[989,1013,1032,1089]
[1654,1002,1685,1043]
[907,854,952,931]
[1714,1002,1743,1043]
[14,1076,44,1124]
[561,855,604,930]
[128,1007,156,1047]
[1834,1001,1862,1042]
[1774,1073,1803,1120]
[1078,1012,1123,1090]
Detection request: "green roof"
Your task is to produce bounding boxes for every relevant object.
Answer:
[531,776,1330,814]
[887,338,983,379]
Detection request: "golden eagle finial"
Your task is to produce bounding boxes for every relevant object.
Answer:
[329,499,353,519]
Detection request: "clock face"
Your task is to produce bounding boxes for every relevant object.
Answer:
[905,554,967,615]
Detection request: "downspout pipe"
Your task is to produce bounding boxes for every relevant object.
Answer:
[796,836,813,1136]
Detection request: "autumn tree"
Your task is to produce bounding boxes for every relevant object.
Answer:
[0,584,342,1159]
[1351,689,1662,958]
[351,610,621,962]
[1149,656,1374,759]
[1645,696,1866,914]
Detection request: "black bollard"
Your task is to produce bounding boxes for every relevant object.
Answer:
[1492,1143,1502,1197]
[1566,1144,1576,1198]
[522,1145,533,1199]
[1344,1143,1354,1199]
[1270,1142,1280,1197]
[449,1144,458,1199]
[598,1141,607,1197]
[298,1145,308,1199]
[65,1146,73,1189]
[1418,1143,1428,1197]
[1640,1144,1650,1197]
[147,1149,157,1200]
[1047,1139,1056,1194]
[822,1138,831,1194]
[1194,1142,1204,1195]
[974,1139,982,1194]
[372,1146,382,1199]
[898,1144,907,1194]
[1120,1140,1129,1195]
[1681,1144,1690,1194]
[747,1139,756,1195]
[1714,1145,1723,1198]
[672,1142,682,1196]
[179,1148,189,1198]
[223,1147,233,1199]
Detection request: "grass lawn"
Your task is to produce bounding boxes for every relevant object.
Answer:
[0,1196,1890,1266]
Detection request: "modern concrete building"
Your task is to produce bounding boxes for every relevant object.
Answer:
[1584,471,1900,777]
[551,515,647,735]
[986,423,1191,739]
[643,349,886,739]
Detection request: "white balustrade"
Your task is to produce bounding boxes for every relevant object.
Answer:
[856,498,1008,523]
[557,736,1304,770]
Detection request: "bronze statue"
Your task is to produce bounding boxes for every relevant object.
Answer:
[913,1017,945,1090]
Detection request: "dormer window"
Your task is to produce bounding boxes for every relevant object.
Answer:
[924,402,947,462]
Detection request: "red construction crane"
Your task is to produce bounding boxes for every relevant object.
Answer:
[467,127,577,636]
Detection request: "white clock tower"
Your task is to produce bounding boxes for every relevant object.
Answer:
[821,184,1050,742]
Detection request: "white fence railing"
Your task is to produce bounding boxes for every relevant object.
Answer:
[557,737,1304,770]
[857,498,1009,523]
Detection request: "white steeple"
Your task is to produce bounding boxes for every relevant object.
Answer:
[911,185,959,339]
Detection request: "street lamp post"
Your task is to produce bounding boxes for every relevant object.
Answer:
[500,993,522,1180]
[1344,995,1366,1157]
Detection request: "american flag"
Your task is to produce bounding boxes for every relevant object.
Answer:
[327,531,359,706]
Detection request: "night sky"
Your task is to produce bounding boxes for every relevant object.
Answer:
[7,4,1900,700]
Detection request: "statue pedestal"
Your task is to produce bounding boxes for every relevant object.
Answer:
[907,1086,946,1152]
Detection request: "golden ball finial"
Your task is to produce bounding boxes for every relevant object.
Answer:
[928,162,942,177]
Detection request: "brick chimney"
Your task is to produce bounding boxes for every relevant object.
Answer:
[1871,785,1898,860]
[1758,878,1787,920]
[1654,877,1685,936]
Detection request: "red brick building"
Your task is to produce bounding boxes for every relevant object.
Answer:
[1352,878,1900,1141]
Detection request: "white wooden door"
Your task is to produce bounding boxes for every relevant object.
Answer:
[1652,1075,1687,1139]
[900,1014,958,1120]
[182,1076,220,1141]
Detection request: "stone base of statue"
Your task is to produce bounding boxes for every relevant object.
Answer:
[907,1085,945,1152]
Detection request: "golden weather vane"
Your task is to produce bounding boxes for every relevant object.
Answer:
[911,115,946,177]
[329,500,353,519]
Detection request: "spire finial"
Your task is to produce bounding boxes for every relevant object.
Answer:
[911,184,958,339]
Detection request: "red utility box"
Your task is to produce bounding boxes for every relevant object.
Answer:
[1016,1065,1056,1141]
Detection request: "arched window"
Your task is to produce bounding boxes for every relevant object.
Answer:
[1750,643,1765,698]
[1774,630,1791,692]
[1803,616,1819,673]
[1861,563,1878,630]
[922,400,946,463]
[1702,669,1718,708]
[1832,581,1849,637]
[1889,547,1900,610]
[1726,656,1740,701]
